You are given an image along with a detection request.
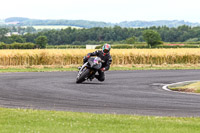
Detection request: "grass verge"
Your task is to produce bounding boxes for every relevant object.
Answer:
[169,81,200,93]
[0,107,200,133]
[1,64,200,72]
[0,67,77,73]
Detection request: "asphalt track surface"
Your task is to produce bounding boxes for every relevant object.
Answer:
[0,70,200,117]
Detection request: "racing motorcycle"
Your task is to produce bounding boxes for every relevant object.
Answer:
[76,57,103,83]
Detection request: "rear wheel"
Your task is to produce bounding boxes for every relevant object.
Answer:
[76,68,90,83]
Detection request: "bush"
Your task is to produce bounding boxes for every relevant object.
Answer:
[126,36,136,44]
[72,41,82,45]
[112,44,133,49]
[46,45,86,49]
[184,41,200,44]
[134,45,200,49]
[0,42,36,49]
[95,43,200,49]
[96,44,133,49]
[0,42,6,49]
[185,38,199,42]
[95,44,104,49]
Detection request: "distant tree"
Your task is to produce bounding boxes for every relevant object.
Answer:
[72,41,82,45]
[143,30,162,47]
[10,35,26,43]
[126,36,136,44]
[2,25,200,46]
[25,27,36,33]
[0,42,6,49]
[35,36,48,48]
[0,28,9,39]
[185,38,199,42]
[23,33,36,42]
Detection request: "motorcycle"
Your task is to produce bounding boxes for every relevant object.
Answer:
[76,57,103,83]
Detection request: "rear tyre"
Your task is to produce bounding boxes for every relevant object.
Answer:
[76,68,90,83]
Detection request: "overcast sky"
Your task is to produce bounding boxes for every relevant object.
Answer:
[0,0,200,23]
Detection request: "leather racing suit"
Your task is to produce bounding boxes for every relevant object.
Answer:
[84,50,112,81]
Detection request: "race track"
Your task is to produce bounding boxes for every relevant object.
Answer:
[0,70,200,117]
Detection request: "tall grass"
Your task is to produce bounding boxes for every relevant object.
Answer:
[0,49,200,66]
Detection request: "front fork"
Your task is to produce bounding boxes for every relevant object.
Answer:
[77,62,88,78]
[77,63,96,81]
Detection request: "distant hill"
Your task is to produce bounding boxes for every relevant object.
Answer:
[4,17,200,28]
[5,17,30,23]
[118,20,200,28]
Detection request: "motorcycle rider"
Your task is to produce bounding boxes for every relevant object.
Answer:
[81,43,112,82]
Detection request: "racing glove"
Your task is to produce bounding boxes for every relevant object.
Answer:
[101,68,106,72]
[86,55,90,59]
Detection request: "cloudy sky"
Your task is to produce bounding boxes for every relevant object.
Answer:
[0,0,200,23]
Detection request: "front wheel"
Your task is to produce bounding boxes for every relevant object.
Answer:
[76,68,90,83]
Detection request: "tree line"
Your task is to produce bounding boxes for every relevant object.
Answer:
[1,25,200,46]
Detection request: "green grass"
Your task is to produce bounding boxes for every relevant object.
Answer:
[0,107,200,133]
[0,67,77,73]
[169,82,200,93]
[1,66,200,73]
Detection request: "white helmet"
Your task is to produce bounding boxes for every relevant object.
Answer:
[102,43,111,54]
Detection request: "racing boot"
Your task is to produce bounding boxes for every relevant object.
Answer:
[95,75,99,80]
[89,75,95,81]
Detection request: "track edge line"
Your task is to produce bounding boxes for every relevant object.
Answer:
[162,80,200,95]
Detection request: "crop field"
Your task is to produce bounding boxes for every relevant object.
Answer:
[0,49,200,66]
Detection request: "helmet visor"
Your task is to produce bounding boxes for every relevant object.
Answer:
[103,49,109,53]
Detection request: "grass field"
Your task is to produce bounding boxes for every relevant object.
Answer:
[0,107,200,133]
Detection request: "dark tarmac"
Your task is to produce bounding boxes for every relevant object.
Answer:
[0,70,200,117]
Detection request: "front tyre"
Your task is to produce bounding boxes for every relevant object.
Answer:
[76,68,90,83]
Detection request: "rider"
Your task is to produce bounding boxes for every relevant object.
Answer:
[82,43,112,82]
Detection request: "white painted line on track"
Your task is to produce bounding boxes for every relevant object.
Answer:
[162,80,200,95]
